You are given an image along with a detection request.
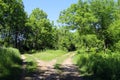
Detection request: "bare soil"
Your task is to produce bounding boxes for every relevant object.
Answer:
[21,52,87,80]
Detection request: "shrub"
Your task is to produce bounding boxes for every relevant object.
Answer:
[114,40,120,52]
[76,34,104,53]
[0,47,22,80]
[77,53,120,80]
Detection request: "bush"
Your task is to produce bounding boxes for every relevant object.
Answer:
[114,41,120,52]
[76,34,104,52]
[77,53,120,80]
[0,47,22,80]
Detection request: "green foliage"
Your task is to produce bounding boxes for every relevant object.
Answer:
[58,0,120,51]
[107,20,120,49]
[75,34,103,52]
[114,40,120,52]
[25,8,54,50]
[1,0,120,79]
[54,64,61,69]
[0,47,22,80]
[58,0,97,34]
[0,0,119,53]
[55,26,76,51]
[108,20,120,37]
[0,0,27,48]
[25,61,37,76]
[90,0,118,49]
[82,34,103,48]
[75,53,120,80]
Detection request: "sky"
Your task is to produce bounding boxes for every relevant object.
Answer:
[22,0,78,24]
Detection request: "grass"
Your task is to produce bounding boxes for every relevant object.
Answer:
[73,53,81,64]
[24,50,78,76]
[25,61,37,76]
[24,50,67,76]
[0,47,22,80]
[54,64,61,69]
[24,50,66,61]
[56,53,70,64]
[53,53,70,70]
[24,50,69,73]
[74,50,120,80]
[54,52,76,70]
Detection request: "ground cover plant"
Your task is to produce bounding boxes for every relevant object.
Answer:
[0,47,22,80]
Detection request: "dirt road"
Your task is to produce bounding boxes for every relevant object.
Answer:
[21,52,84,80]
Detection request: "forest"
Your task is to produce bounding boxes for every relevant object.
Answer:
[0,0,120,80]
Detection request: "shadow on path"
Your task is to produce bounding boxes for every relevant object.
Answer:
[21,53,92,80]
[23,65,91,80]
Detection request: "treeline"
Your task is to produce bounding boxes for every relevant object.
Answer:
[0,0,54,51]
[0,0,75,52]
[58,0,120,53]
[0,0,120,52]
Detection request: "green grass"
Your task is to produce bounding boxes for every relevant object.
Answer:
[24,50,67,75]
[53,53,70,69]
[25,61,37,76]
[56,53,70,64]
[54,52,76,70]
[73,53,81,64]
[56,52,76,64]
[24,50,67,61]
[54,64,61,69]
[0,47,22,80]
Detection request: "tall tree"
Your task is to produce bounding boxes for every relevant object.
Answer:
[90,0,117,49]
[58,0,97,35]
[58,0,98,50]
[58,0,119,50]
[0,0,27,48]
[26,8,53,50]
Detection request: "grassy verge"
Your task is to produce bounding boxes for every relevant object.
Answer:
[74,51,120,80]
[73,53,80,64]
[0,47,22,80]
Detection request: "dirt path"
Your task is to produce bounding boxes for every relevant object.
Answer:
[21,52,85,80]
[60,52,81,80]
[34,53,70,80]
[21,55,27,80]
[34,52,83,80]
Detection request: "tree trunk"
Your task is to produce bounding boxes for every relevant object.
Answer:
[15,31,18,48]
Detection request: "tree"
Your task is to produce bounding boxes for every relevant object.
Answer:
[0,0,8,28]
[0,0,27,48]
[58,0,97,35]
[26,8,54,50]
[58,0,98,50]
[57,27,76,51]
[58,0,119,51]
[90,0,118,49]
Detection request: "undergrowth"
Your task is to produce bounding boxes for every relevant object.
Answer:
[74,52,120,80]
[0,47,22,80]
